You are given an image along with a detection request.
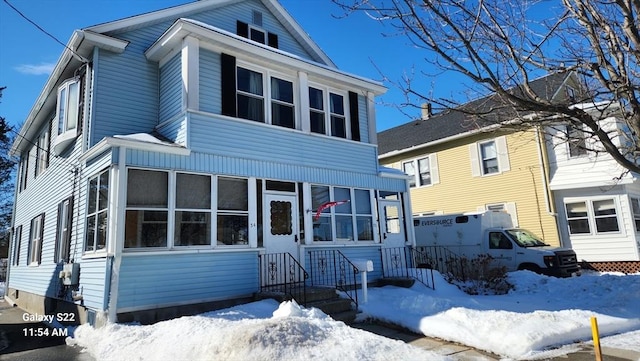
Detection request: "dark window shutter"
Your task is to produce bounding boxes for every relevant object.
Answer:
[348,91,361,141]
[221,53,237,117]
[268,32,279,49]
[237,21,249,38]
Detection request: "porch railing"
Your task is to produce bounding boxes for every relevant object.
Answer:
[414,245,467,280]
[307,249,359,309]
[259,252,309,305]
[380,246,435,290]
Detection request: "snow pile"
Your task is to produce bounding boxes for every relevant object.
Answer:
[359,271,640,360]
[68,299,445,361]
[66,271,640,361]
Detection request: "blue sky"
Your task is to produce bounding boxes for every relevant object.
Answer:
[0,0,461,133]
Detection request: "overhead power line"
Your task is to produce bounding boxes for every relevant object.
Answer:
[3,0,89,63]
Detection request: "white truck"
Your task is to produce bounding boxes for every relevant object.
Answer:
[413,211,580,277]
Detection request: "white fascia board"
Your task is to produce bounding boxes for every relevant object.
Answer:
[10,30,129,157]
[80,136,190,163]
[549,177,634,191]
[85,0,234,33]
[146,19,386,95]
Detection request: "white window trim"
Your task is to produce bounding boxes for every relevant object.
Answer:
[631,196,640,233]
[307,82,352,140]
[402,154,439,188]
[310,185,375,244]
[236,62,299,129]
[85,169,110,255]
[564,197,624,236]
[469,136,510,177]
[566,124,588,159]
[53,77,81,154]
[123,169,255,251]
[29,214,44,266]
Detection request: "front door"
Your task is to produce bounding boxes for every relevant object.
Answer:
[378,199,408,276]
[264,193,299,258]
[379,200,406,247]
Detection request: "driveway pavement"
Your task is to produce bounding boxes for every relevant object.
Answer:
[0,299,93,361]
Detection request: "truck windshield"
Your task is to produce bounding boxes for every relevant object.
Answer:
[505,229,548,247]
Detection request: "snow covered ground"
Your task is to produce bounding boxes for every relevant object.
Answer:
[62,270,639,361]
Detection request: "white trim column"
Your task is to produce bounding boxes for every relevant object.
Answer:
[182,36,199,111]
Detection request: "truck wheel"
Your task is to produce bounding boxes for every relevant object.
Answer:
[518,264,541,274]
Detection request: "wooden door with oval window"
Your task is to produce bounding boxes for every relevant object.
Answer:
[264,193,299,258]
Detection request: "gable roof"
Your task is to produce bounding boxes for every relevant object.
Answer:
[10,0,336,156]
[86,0,335,67]
[377,72,575,157]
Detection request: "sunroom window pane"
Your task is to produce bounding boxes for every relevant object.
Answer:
[127,170,168,207]
[218,178,248,211]
[176,173,210,209]
[334,187,351,213]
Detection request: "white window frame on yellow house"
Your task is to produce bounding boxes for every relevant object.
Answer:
[402,154,439,188]
[469,136,510,177]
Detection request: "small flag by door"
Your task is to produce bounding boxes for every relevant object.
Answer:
[314,200,350,221]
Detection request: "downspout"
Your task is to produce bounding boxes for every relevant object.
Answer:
[535,126,557,217]
[4,160,19,304]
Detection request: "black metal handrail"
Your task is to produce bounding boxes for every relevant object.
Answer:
[380,246,435,289]
[259,252,309,305]
[414,245,467,280]
[307,249,359,309]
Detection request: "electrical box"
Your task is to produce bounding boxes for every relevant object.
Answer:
[59,263,80,286]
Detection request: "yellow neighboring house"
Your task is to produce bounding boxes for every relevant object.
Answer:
[377,73,580,248]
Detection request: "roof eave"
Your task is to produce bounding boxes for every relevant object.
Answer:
[146,19,386,95]
[9,31,129,157]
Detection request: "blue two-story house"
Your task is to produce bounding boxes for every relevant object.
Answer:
[5,0,414,325]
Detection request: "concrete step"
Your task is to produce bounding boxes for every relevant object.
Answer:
[307,297,354,315]
[377,277,415,288]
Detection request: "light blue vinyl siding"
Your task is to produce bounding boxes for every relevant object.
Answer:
[9,136,112,311]
[159,53,182,122]
[188,0,314,61]
[91,1,317,147]
[116,251,259,311]
[77,258,109,310]
[125,148,406,191]
[189,113,377,173]
[199,48,221,114]
[91,23,170,146]
[157,115,188,146]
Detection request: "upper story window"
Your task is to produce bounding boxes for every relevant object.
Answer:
[402,155,439,188]
[220,55,361,141]
[54,77,83,154]
[237,67,265,122]
[567,125,587,158]
[236,65,296,129]
[309,85,350,139]
[480,141,499,174]
[469,136,510,177]
[19,155,28,192]
[34,123,50,178]
[631,197,640,232]
[236,19,279,49]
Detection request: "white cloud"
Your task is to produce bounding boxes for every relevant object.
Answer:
[15,62,55,75]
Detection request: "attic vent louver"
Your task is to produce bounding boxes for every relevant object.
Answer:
[252,10,263,26]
